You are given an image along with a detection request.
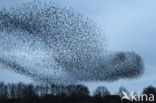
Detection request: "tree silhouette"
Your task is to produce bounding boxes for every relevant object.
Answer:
[71,85,89,97]
[23,84,35,98]
[9,83,16,99]
[0,82,8,99]
[143,85,156,96]
[93,86,110,97]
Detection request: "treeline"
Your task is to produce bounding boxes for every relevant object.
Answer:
[0,82,89,99]
[0,82,156,103]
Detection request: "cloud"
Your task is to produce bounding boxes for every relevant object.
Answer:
[0,1,144,84]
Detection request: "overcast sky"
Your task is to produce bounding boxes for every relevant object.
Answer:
[0,0,156,93]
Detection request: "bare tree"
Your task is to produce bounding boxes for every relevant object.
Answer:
[0,82,8,99]
[93,86,110,97]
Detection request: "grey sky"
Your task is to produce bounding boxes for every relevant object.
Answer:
[0,0,156,93]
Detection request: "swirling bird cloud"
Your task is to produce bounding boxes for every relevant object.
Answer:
[0,1,144,84]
